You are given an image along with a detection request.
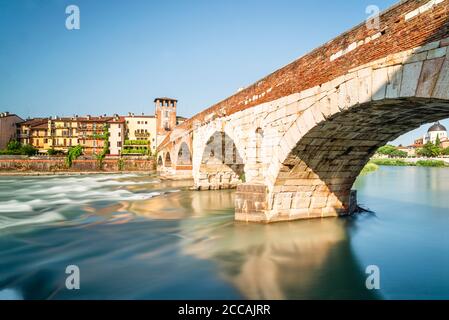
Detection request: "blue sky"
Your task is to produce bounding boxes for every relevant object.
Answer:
[0,0,447,146]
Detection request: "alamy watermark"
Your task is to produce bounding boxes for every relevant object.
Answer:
[65,5,80,30]
[65,265,80,290]
[365,265,380,290]
[366,5,380,31]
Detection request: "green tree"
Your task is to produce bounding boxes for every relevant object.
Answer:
[96,124,110,169]
[435,135,441,147]
[66,145,83,168]
[377,145,397,156]
[417,142,441,158]
[442,147,449,156]
[377,145,408,158]
[390,149,408,158]
[20,144,38,156]
[7,140,21,151]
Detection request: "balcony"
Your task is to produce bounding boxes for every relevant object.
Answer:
[135,132,150,139]
[124,140,149,146]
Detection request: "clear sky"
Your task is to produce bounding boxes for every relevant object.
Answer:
[0,0,447,146]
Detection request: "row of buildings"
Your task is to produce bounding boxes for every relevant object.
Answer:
[397,122,449,156]
[0,97,185,156]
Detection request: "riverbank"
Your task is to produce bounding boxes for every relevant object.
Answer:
[371,158,449,167]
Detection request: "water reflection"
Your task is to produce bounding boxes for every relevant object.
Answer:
[2,169,447,299]
[100,179,377,299]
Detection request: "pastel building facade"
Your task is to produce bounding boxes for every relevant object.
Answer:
[0,112,23,149]
[8,97,184,155]
[108,115,125,156]
[124,114,157,155]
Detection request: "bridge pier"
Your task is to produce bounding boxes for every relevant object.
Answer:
[235,183,357,223]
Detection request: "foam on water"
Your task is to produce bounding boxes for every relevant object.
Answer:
[0,200,33,213]
[0,174,164,229]
[0,211,65,230]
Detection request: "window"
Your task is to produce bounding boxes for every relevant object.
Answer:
[117,142,122,147]
[137,121,140,124]
[165,111,169,118]
[118,132,121,137]
[145,121,147,124]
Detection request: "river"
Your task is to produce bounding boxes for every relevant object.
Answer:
[0,166,448,299]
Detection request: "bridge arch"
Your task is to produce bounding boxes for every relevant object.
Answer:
[175,141,192,166]
[237,49,449,222]
[194,129,245,190]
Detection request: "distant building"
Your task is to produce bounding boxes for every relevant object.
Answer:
[17,118,48,149]
[155,97,178,146]
[424,121,448,145]
[48,117,79,152]
[124,113,157,155]
[9,97,186,155]
[108,115,125,156]
[413,137,424,148]
[77,115,112,155]
[397,145,416,157]
[0,112,24,149]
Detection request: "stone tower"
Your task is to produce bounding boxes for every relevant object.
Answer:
[154,97,178,146]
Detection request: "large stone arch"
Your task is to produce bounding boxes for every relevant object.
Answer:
[174,140,193,167]
[236,41,449,222]
[193,125,245,190]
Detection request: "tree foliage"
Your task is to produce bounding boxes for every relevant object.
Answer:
[65,145,83,168]
[376,145,407,158]
[417,142,442,158]
[0,140,38,156]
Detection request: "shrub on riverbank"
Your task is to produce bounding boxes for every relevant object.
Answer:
[416,160,446,167]
[371,159,410,166]
[371,158,448,167]
[360,162,379,175]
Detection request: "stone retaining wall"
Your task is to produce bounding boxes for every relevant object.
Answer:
[0,158,155,172]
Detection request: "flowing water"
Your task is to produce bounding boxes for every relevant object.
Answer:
[0,167,448,300]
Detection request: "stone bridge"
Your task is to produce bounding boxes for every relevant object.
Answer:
[158,0,449,223]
